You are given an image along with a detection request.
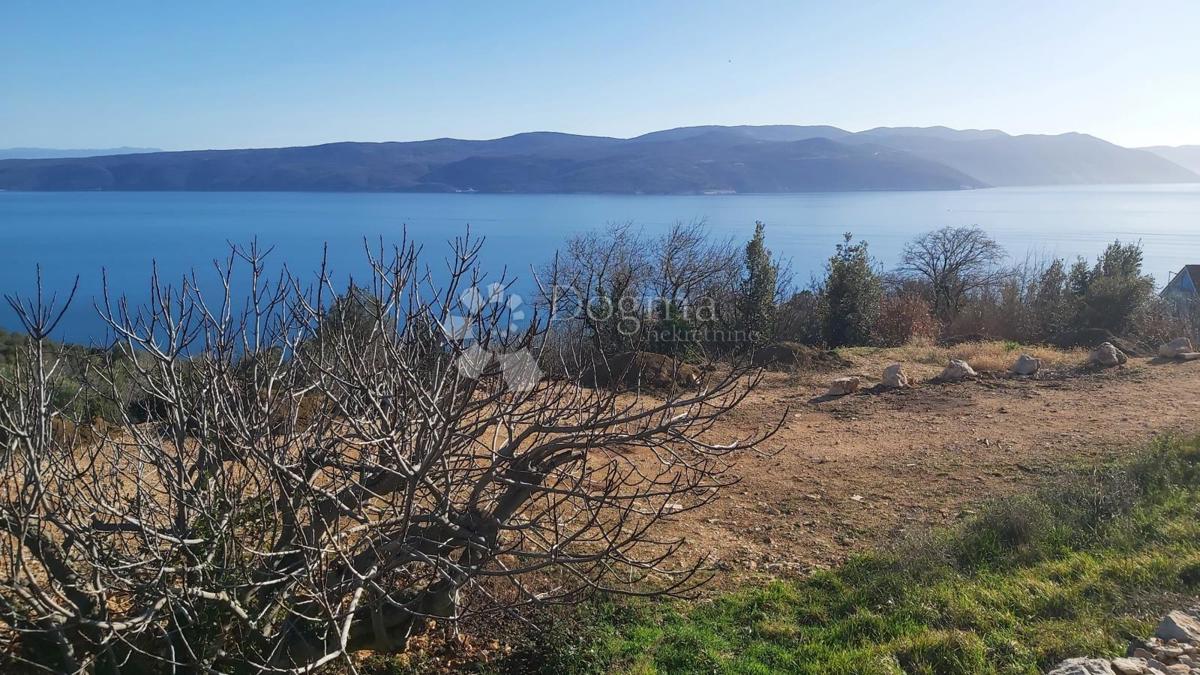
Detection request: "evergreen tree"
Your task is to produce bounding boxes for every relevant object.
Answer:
[737,221,777,346]
[1032,258,1072,341]
[819,233,882,347]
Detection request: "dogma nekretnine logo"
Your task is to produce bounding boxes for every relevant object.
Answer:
[449,283,542,391]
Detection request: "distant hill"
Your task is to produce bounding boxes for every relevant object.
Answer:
[0,127,1194,193]
[854,126,1010,143]
[0,147,160,160]
[422,136,984,193]
[1140,145,1200,175]
[629,125,851,144]
[841,131,1198,186]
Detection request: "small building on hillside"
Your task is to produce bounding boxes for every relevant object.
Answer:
[1162,265,1200,303]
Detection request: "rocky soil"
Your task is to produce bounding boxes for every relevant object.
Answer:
[1048,608,1200,674]
[644,349,1200,580]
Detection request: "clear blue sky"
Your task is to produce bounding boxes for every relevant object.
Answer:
[3,1,1198,150]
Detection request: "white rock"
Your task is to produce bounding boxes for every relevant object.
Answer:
[938,359,978,381]
[826,376,860,397]
[1090,342,1127,368]
[1046,657,1116,675]
[1160,337,1195,359]
[882,363,909,388]
[1156,610,1200,644]
[1110,657,1151,675]
[1011,353,1041,376]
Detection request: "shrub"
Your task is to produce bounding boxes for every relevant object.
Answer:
[921,240,1163,346]
[1030,258,1074,342]
[819,233,883,347]
[952,496,1057,570]
[874,291,939,346]
[776,289,824,345]
[1128,295,1194,347]
[1072,241,1156,336]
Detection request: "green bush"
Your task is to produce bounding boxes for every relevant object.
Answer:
[819,233,882,347]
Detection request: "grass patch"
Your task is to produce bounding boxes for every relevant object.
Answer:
[486,435,1200,674]
[843,340,1086,374]
[894,340,1085,373]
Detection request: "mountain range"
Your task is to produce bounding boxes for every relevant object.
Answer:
[0,127,1195,194]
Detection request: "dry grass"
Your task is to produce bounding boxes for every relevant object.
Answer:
[839,339,1088,376]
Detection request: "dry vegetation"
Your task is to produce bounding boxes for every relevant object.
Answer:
[0,237,774,673]
[848,339,1088,376]
[2,222,1197,673]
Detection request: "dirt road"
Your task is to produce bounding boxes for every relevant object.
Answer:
[664,353,1200,577]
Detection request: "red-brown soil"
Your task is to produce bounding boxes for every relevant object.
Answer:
[659,352,1200,580]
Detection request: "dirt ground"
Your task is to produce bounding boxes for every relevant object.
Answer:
[658,349,1200,580]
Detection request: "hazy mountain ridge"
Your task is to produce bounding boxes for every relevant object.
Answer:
[0,126,1195,193]
[839,131,1198,186]
[0,147,161,160]
[1141,145,1200,175]
[421,137,984,193]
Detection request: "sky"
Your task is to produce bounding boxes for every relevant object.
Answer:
[2,1,1198,150]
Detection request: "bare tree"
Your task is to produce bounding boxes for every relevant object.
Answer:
[651,220,739,310]
[546,222,651,353]
[898,226,1007,323]
[0,234,774,673]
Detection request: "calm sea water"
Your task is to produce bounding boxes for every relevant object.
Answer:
[1,185,1198,340]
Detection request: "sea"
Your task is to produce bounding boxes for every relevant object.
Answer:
[1,184,1198,341]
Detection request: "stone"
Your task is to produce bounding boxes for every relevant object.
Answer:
[826,376,860,397]
[1111,657,1151,675]
[1045,657,1116,675]
[1144,658,1171,673]
[1156,611,1200,644]
[1161,664,1190,674]
[1090,342,1128,368]
[1160,337,1195,359]
[882,363,909,388]
[1156,644,1186,659]
[1177,352,1200,362]
[1011,353,1041,376]
[938,359,978,381]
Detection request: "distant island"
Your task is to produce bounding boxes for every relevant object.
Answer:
[0,126,1195,194]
